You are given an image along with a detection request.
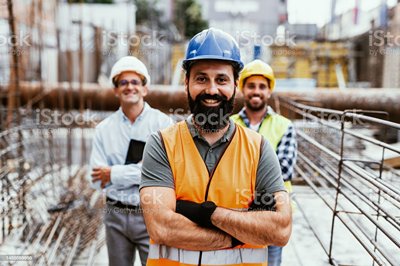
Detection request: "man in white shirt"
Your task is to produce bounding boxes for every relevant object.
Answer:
[88,56,173,266]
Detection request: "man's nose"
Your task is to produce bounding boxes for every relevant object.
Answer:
[253,85,264,94]
[205,81,219,95]
[126,83,137,90]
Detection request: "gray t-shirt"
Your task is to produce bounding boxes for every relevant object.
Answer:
[140,116,285,196]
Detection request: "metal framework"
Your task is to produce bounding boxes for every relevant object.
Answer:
[279,97,400,266]
[0,108,105,265]
[0,95,399,264]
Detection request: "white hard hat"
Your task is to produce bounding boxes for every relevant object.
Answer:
[110,56,151,86]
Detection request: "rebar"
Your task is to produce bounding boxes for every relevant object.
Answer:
[282,96,400,265]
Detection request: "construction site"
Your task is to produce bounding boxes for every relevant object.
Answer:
[0,0,400,265]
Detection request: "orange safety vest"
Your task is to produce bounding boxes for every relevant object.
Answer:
[147,121,268,266]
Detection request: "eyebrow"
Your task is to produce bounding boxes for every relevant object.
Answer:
[193,71,231,77]
[193,72,207,76]
[247,81,268,85]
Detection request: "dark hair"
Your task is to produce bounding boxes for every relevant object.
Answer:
[242,75,271,89]
[184,60,241,82]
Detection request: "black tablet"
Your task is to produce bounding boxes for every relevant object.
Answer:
[125,139,146,164]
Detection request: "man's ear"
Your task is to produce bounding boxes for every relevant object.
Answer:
[184,76,189,88]
[142,86,149,97]
[184,77,189,95]
[113,87,119,98]
[267,89,272,99]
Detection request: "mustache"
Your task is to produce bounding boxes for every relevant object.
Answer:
[196,93,227,102]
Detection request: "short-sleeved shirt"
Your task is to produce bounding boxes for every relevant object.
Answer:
[140,115,286,196]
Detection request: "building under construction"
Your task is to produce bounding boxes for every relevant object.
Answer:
[0,0,400,265]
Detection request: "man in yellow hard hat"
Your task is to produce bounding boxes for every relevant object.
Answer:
[88,56,173,266]
[231,59,297,266]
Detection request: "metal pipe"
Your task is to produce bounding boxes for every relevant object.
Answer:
[64,232,81,266]
[297,149,399,264]
[6,0,21,128]
[298,130,400,220]
[290,107,400,201]
[46,227,66,266]
[3,83,400,122]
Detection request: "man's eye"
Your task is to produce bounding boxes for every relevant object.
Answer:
[196,76,206,82]
[217,78,227,83]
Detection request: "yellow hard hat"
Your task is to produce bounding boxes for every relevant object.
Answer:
[238,59,275,91]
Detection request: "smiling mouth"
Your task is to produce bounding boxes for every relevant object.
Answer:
[250,96,264,102]
[202,99,221,106]
[250,95,261,99]
[123,91,137,96]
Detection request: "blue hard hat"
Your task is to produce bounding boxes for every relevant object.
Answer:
[182,28,243,71]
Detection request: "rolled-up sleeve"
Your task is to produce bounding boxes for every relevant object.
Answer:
[110,163,142,188]
[276,124,297,181]
[87,127,108,190]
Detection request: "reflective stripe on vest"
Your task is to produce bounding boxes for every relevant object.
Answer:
[153,121,267,266]
[148,244,268,265]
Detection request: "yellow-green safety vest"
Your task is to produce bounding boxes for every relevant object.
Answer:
[231,112,293,193]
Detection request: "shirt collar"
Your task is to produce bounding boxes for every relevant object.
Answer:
[238,106,275,127]
[185,114,235,143]
[118,102,149,123]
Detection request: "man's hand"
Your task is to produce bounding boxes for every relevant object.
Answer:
[91,166,111,188]
[176,200,217,228]
[140,187,233,250]
[176,200,244,247]
[210,191,292,246]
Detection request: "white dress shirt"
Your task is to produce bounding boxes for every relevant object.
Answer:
[88,102,173,205]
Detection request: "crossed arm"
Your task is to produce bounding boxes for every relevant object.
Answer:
[140,186,292,249]
[140,186,232,251]
[211,191,292,246]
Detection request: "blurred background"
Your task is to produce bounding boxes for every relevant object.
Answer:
[0,0,399,265]
[1,0,400,89]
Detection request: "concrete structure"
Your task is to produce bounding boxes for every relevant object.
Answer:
[321,1,397,40]
[0,1,137,85]
[57,2,136,83]
[285,23,318,41]
[200,0,288,63]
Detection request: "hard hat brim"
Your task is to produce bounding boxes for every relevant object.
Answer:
[182,56,244,71]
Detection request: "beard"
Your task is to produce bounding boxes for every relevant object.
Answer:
[188,88,236,132]
[245,97,266,112]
